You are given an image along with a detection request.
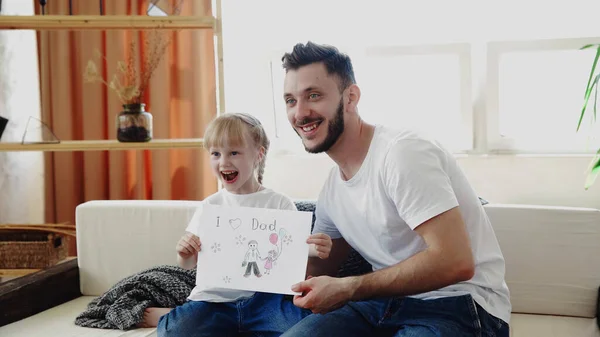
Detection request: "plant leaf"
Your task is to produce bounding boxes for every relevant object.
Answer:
[581,44,600,50]
[584,155,600,190]
[579,46,600,132]
[584,149,600,189]
[595,77,599,122]
[579,74,599,130]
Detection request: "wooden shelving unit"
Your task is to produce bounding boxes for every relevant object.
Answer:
[0,139,204,152]
[0,0,225,152]
[0,15,215,30]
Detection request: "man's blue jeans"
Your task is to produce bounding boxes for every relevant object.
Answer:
[157,292,311,337]
[281,294,509,337]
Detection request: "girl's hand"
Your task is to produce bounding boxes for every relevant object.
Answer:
[177,232,201,259]
[307,233,332,259]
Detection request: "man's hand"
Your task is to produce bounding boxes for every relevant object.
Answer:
[307,233,332,259]
[176,232,201,259]
[291,276,358,314]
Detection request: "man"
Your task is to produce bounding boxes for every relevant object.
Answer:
[280,41,511,336]
[242,240,262,277]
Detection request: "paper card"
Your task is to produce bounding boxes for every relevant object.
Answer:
[193,204,313,296]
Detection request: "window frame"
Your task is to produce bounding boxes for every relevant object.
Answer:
[233,37,600,156]
[363,43,474,153]
[485,37,600,154]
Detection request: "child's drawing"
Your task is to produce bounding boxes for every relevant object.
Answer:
[242,240,262,278]
[235,234,246,246]
[262,228,288,275]
[194,204,313,296]
[229,218,242,230]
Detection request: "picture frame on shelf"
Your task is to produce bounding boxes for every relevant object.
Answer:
[0,116,8,141]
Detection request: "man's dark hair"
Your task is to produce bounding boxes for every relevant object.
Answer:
[281,41,356,91]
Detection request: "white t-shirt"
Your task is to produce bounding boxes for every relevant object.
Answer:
[185,187,297,302]
[313,125,512,324]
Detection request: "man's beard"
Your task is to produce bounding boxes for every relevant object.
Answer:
[294,100,345,154]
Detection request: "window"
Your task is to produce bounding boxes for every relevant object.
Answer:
[220,1,600,155]
[0,1,44,223]
[268,44,473,153]
[487,38,600,153]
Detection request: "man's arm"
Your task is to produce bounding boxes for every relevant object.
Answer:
[348,206,474,299]
[343,138,475,299]
[306,237,352,277]
[292,207,475,313]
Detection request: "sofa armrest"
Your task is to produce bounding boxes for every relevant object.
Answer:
[0,258,81,327]
[76,200,202,296]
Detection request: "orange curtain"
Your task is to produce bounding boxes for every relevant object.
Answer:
[35,0,218,255]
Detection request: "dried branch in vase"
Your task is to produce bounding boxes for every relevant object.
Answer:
[83,0,184,105]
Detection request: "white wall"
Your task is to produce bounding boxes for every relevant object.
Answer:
[456,156,600,208]
[0,0,44,223]
[221,0,600,209]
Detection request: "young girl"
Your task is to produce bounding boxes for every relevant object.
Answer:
[140,113,332,336]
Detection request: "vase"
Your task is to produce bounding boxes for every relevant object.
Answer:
[116,103,153,142]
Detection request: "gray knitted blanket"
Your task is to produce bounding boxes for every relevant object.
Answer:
[74,265,195,330]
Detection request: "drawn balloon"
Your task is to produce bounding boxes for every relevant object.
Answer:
[279,228,288,241]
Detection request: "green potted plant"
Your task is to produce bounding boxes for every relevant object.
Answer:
[578,43,600,189]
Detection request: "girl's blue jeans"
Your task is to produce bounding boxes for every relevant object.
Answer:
[157,292,310,337]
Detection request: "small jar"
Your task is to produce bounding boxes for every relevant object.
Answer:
[116,103,153,142]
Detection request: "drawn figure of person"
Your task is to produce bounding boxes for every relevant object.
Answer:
[242,240,262,277]
[262,230,285,275]
[263,249,277,275]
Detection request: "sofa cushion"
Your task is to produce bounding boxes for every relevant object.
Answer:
[2,297,597,337]
[486,204,600,318]
[0,296,157,336]
[76,200,203,296]
[509,313,600,337]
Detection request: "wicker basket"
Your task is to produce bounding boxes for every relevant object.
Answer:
[0,227,71,269]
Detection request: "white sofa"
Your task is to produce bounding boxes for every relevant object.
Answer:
[0,200,599,336]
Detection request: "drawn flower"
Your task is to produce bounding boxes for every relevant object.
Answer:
[283,235,293,245]
[211,243,221,253]
[223,276,231,283]
[235,235,246,246]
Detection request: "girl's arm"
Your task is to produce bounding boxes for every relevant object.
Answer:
[307,233,333,259]
[308,244,319,257]
[176,232,201,269]
[177,253,198,270]
[307,237,351,277]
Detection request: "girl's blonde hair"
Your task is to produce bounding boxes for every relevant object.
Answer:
[204,113,270,184]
